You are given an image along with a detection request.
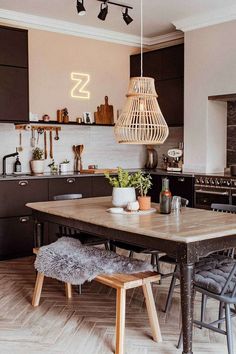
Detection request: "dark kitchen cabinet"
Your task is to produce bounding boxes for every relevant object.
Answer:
[157,78,184,127]
[0,66,29,122]
[48,177,93,200]
[150,174,194,207]
[0,26,28,68]
[130,44,184,126]
[0,216,33,259]
[0,179,48,217]
[0,25,29,123]
[92,176,113,197]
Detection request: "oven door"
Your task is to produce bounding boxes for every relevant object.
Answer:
[231,190,236,205]
[194,188,230,210]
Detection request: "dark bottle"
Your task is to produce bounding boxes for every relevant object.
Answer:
[159,178,172,214]
[14,156,22,173]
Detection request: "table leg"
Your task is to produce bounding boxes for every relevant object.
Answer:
[34,221,44,247]
[179,262,194,354]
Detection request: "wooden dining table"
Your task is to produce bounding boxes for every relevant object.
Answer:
[27,196,236,354]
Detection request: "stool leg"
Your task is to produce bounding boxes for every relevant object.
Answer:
[32,272,44,307]
[115,288,126,354]
[65,283,72,299]
[142,282,162,343]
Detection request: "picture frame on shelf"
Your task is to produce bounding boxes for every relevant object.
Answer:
[83,112,93,124]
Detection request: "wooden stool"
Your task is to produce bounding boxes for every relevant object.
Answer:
[32,248,162,354]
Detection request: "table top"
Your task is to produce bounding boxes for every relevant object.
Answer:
[27,197,236,244]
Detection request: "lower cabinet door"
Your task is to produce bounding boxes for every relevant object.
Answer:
[92,176,113,197]
[0,216,33,259]
[48,177,93,200]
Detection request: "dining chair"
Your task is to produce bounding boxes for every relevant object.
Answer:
[161,203,236,314]
[177,254,236,354]
[110,197,189,273]
[53,193,110,249]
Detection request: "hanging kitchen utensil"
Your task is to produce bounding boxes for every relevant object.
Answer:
[44,130,47,159]
[37,128,44,145]
[49,130,53,159]
[54,127,60,141]
[31,128,36,148]
[17,130,23,152]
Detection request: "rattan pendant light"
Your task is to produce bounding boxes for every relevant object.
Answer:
[114,0,169,145]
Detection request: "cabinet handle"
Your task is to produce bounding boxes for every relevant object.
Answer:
[19,217,29,223]
[66,178,75,184]
[19,180,29,186]
[178,178,185,182]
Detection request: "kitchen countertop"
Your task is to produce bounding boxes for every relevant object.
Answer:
[0,168,234,181]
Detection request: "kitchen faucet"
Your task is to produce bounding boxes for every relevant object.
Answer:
[2,152,19,177]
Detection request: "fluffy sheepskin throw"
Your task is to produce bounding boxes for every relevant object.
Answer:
[35,237,153,285]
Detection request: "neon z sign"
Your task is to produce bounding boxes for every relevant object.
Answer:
[71,72,90,99]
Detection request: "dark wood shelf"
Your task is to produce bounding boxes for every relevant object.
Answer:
[29,121,115,127]
[208,94,236,102]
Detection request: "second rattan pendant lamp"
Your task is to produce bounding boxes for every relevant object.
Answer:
[114,0,169,145]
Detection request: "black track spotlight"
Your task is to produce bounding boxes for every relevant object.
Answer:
[77,0,86,16]
[123,7,133,25]
[98,2,108,21]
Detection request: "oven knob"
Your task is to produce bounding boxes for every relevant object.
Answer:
[205,178,210,185]
[195,178,200,184]
[227,180,231,187]
[201,178,205,185]
[215,179,220,186]
[210,178,215,185]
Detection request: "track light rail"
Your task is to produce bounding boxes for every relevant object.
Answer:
[97,0,133,10]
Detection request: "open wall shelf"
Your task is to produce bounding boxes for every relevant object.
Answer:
[25,121,115,127]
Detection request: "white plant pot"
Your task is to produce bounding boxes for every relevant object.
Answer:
[112,187,136,208]
[30,160,45,174]
[60,163,68,173]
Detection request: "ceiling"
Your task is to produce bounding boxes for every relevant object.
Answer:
[0,0,235,38]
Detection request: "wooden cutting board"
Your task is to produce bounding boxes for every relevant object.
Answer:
[80,168,118,174]
[94,96,114,125]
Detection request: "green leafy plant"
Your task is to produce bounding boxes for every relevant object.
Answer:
[61,159,70,164]
[104,167,136,188]
[48,159,58,173]
[32,147,44,160]
[133,171,152,197]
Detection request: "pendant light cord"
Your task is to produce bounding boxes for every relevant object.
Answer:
[140,0,143,77]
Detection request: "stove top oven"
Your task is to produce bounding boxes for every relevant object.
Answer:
[194,176,235,210]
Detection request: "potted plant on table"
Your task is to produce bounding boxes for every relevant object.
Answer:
[104,167,136,207]
[30,147,44,174]
[133,171,152,210]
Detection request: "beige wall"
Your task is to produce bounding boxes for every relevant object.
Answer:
[28,29,136,121]
[184,20,236,173]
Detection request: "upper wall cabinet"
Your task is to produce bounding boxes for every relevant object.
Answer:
[130,44,184,127]
[0,26,28,68]
[0,25,29,123]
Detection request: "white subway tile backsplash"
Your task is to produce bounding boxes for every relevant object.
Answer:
[0,124,183,174]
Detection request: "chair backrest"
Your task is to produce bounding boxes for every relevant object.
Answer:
[181,198,189,207]
[221,262,236,298]
[211,203,236,213]
[53,194,83,201]
[211,203,236,258]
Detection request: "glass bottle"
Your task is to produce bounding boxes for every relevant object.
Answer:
[159,178,172,214]
[14,156,22,173]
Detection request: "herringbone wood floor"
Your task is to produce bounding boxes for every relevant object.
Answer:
[0,256,234,354]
